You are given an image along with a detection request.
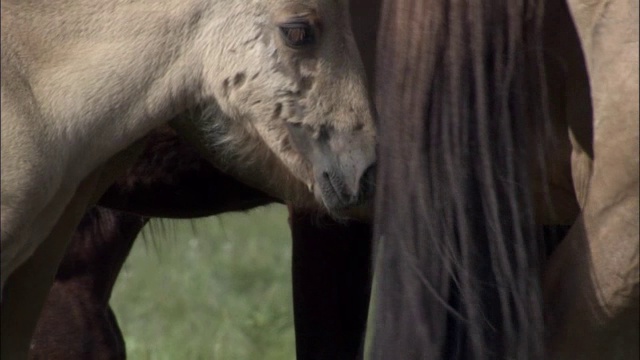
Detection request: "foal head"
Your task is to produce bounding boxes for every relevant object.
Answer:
[187,0,376,216]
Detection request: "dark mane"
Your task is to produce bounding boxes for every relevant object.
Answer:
[372,0,549,358]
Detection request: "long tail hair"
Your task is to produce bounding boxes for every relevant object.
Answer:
[372,0,548,358]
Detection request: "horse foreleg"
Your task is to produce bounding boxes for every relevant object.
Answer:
[1,168,105,360]
[289,207,373,360]
[1,140,146,359]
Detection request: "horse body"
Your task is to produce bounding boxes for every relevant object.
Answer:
[2,1,376,357]
[1,0,376,288]
[10,0,380,356]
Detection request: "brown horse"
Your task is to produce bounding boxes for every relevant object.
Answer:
[372,0,637,359]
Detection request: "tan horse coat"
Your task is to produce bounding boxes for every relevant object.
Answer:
[543,0,639,358]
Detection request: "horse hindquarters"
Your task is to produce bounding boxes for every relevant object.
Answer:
[543,0,639,358]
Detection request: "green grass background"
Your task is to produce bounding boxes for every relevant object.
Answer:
[110,204,296,360]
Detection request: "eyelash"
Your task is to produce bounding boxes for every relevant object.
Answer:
[279,23,316,47]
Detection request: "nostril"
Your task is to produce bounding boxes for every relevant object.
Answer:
[318,165,376,209]
[359,163,377,196]
[322,171,331,184]
[321,170,353,204]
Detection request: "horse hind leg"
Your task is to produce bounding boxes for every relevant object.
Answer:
[29,207,147,359]
[0,73,66,291]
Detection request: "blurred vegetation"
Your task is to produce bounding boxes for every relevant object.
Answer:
[110,204,295,360]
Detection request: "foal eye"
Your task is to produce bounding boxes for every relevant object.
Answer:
[279,22,315,48]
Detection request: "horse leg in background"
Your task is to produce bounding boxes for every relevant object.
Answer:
[542,0,639,358]
[289,207,373,360]
[29,207,147,359]
[30,205,374,360]
[30,205,373,360]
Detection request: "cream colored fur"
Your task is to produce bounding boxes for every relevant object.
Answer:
[1,0,374,296]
